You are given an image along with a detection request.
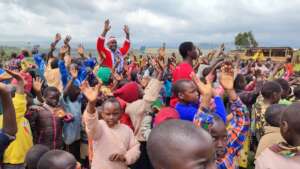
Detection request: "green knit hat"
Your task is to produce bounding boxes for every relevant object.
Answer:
[97,67,112,85]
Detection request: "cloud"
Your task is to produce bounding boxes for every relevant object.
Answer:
[0,0,299,47]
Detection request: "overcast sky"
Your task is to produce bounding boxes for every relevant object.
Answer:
[0,0,300,48]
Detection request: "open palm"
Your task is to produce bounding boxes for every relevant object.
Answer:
[33,77,43,92]
[190,72,213,96]
[77,44,84,55]
[104,19,111,32]
[220,65,234,90]
[80,81,100,103]
[123,25,129,35]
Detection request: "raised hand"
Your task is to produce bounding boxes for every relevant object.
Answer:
[219,63,234,90]
[5,69,24,84]
[77,44,84,56]
[60,45,69,55]
[197,47,203,57]
[123,25,129,35]
[70,66,78,79]
[104,19,111,32]
[5,69,25,94]
[190,72,213,110]
[220,43,225,51]
[55,33,62,42]
[190,72,213,96]
[64,54,72,67]
[80,81,100,104]
[33,77,43,93]
[64,35,72,45]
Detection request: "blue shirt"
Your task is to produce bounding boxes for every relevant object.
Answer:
[58,60,81,87]
[60,95,82,145]
[84,57,97,69]
[33,53,46,79]
[175,96,227,123]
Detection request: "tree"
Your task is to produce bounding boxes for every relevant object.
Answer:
[248,31,258,48]
[234,31,258,49]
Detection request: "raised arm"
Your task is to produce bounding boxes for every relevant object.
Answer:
[58,47,71,88]
[77,44,86,58]
[97,20,112,63]
[81,81,102,140]
[5,69,24,94]
[101,19,111,37]
[32,77,44,103]
[48,33,61,60]
[64,35,72,55]
[219,64,250,155]
[119,25,130,56]
[63,67,78,98]
[190,72,214,129]
[0,83,17,137]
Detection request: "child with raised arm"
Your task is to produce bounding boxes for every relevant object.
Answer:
[26,86,73,149]
[192,63,250,169]
[81,81,140,169]
[0,82,17,162]
[0,69,33,169]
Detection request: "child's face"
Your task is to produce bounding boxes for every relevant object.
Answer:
[209,120,227,161]
[189,45,198,60]
[179,82,199,103]
[45,91,60,107]
[101,102,121,128]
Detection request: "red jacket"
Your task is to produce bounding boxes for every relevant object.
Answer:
[96,36,130,68]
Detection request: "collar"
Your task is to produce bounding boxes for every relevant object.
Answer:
[270,142,300,158]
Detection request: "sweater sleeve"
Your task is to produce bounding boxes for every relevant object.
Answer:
[12,93,27,119]
[96,37,113,68]
[119,39,130,56]
[58,60,69,87]
[124,129,141,165]
[214,96,227,123]
[227,99,250,155]
[33,54,43,68]
[84,111,102,141]
[140,114,153,141]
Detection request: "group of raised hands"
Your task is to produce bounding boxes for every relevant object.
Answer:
[101,19,130,40]
[49,32,88,62]
[190,61,237,111]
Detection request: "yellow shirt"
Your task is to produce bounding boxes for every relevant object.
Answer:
[0,93,33,164]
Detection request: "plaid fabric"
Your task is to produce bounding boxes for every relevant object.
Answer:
[193,98,250,169]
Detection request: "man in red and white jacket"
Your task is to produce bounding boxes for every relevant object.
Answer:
[97,19,130,73]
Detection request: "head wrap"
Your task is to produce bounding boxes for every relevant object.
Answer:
[108,36,117,43]
[154,107,179,126]
[113,82,139,103]
[96,67,112,85]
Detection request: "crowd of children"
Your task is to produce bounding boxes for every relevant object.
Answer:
[1,19,300,169]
